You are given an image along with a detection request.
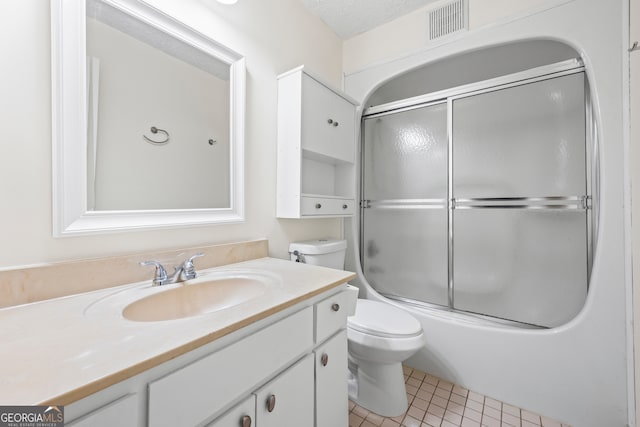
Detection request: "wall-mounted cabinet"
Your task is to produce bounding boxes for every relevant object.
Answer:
[277,66,358,218]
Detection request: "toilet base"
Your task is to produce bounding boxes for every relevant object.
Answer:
[348,358,408,417]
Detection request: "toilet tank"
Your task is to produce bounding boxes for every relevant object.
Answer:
[289,239,347,269]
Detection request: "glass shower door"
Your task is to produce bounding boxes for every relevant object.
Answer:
[362,102,449,306]
[360,63,590,328]
[451,73,588,327]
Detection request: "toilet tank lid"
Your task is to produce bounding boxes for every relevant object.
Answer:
[289,239,347,255]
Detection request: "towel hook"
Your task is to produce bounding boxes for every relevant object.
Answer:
[143,126,170,145]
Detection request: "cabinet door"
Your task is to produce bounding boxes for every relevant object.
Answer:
[255,354,314,427]
[301,74,355,163]
[67,394,138,427]
[315,330,348,427]
[148,307,313,427]
[206,395,255,427]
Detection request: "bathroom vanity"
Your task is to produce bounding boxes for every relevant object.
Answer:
[0,256,354,427]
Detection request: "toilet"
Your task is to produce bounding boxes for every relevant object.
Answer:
[289,239,426,417]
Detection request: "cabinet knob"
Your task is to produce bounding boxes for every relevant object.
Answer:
[241,415,252,427]
[315,203,322,209]
[333,121,339,127]
[321,353,329,366]
[331,303,340,312]
[267,394,276,412]
[327,118,333,124]
[342,204,348,209]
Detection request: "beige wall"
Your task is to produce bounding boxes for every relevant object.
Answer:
[343,0,566,74]
[0,0,343,269]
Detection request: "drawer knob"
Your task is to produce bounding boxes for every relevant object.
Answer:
[321,353,329,366]
[327,118,333,124]
[331,303,340,312]
[315,203,322,209]
[267,394,276,412]
[342,204,348,209]
[241,415,252,427]
[333,121,339,127]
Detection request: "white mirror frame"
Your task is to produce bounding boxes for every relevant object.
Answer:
[51,0,245,236]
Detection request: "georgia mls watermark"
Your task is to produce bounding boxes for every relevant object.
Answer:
[0,406,64,427]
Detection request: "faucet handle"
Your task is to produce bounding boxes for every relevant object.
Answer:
[140,260,168,286]
[182,253,204,280]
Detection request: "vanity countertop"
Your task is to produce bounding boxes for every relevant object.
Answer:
[0,257,355,405]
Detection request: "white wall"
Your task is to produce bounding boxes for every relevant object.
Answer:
[631,0,640,422]
[0,0,343,268]
[343,0,568,74]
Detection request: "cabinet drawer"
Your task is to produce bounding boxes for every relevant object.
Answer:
[67,394,138,427]
[301,196,355,216]
[315,290,349,344]
[148,307,313,427]
[254,354,314,427]
[301,75,355,163]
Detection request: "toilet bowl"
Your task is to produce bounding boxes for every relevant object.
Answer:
[347,299,425,416]
[289,239,426,417]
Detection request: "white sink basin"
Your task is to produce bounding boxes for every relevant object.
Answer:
[123,276,267,322]
[84,269,281,322]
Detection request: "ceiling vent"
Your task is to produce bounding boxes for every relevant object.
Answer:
[428,0,468,41]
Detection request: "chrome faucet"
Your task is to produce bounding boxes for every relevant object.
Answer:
[140,253,204,286]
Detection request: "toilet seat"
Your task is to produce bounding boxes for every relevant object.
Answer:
[348,300,422,338]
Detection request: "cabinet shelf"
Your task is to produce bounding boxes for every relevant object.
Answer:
[301,148,354,165]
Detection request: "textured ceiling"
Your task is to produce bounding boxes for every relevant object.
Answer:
[299,0,439,39]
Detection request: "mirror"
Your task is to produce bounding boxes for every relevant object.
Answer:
[51,0,245,235]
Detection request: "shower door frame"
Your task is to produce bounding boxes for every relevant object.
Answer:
[360,58,596,326]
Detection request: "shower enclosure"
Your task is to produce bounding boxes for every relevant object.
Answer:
[360,59,593,328]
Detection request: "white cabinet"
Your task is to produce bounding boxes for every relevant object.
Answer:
[277,66,358,218]
[67,394,138,427]
[315,330,348,427]
[66,288,349,427]
[254,354,314,427]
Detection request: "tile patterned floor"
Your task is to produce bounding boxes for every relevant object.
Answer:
[348,366,571,427]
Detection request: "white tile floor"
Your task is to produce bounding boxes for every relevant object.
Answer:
[348,366,571,427]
